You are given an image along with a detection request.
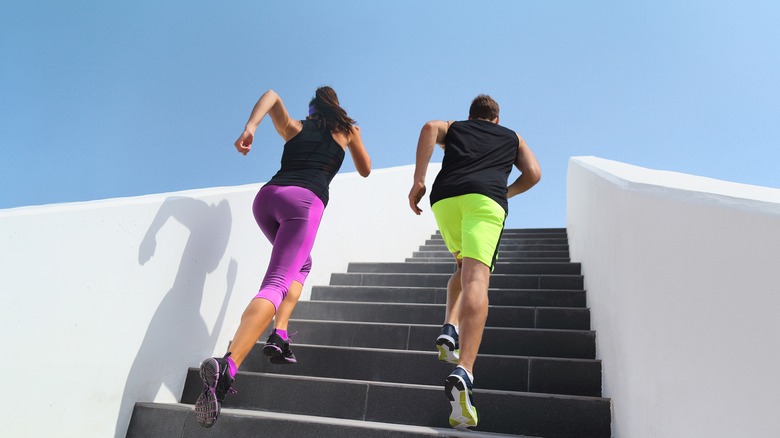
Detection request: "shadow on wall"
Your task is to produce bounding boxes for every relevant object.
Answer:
[114,197,235,438]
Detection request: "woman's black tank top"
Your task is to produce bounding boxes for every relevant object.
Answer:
[265,119,346,206]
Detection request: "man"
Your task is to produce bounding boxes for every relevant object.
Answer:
[408,94,541,430]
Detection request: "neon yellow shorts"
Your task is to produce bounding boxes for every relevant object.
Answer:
[431,194,506,270]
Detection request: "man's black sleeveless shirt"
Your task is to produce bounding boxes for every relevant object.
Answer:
[265,119,346,206]
[429,120,519,213]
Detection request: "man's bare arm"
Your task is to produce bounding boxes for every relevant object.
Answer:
[507,133,541,198]
[409,120,450,214]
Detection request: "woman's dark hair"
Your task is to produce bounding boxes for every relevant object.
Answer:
[308,86,356,135]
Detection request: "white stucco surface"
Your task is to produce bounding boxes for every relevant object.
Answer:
[567,156,780,437]
[0,164,439,438]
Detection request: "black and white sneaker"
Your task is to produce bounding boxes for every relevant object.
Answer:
[445,367,478,430]
[436,323,460,364]
[194,353,236,428]
[262,329,297,365]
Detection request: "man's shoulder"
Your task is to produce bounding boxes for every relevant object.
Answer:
[452,120,517,136]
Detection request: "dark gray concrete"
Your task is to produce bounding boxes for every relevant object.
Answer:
[407,257,572,263]
[128,402,542,438]
[425,238,570,245]
[412,250,571,259]
[252,320,596,358]
[347,262,581,275]
[419,244,570,252]
[179,372,610,437]
[126,228,611,437]
[242,344,602,397]
[293,301,591,329]
[311,285,587,308]
[126,403,187,437]
[329,273,584,290]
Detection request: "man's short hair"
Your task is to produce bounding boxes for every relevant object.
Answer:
[469,94,500,120]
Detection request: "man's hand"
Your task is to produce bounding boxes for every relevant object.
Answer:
[234,130,254,156]
[408,182,427,215]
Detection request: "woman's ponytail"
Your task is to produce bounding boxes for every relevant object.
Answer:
[308,86,356,135]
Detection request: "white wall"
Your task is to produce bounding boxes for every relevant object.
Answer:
[0,164,439,438]
[567,156,780,437]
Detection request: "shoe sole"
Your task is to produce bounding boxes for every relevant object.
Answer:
[262,344,283,357]
[445,374,478,430]
[269,355,298,365]
[436,335,460,364]
[263,343,297,364]
[194,358,220,428]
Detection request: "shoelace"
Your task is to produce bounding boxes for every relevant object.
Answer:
[219,352,238,395]
[218,379,238,397]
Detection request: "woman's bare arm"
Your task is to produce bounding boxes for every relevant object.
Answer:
[346,125,371,177]
[233,90,302,155]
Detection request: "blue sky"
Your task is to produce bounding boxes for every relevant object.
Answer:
[2,0,778,228]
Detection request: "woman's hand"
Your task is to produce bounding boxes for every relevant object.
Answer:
[234,130,254,156]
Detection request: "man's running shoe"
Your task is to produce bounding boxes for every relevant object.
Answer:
[445,367,478,430]
[262,329,297,364]
[194,353,236,428]
[436,323,460,364]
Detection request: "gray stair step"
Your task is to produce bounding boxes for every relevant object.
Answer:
[412,250,571,259]
[426,238,569,245]
[270,320,596,359]
[179,373,611,437]
[127,402,539,437]
[329,273,584,290]
[293,301,590,330]
[127,226,612,437]
[446,227,567,236]
[407,257,572,263]
[419,244,569,252]
[504,228,567,232]
[347,262,581,275]
[242,344,602,397]
[310,286,587,308]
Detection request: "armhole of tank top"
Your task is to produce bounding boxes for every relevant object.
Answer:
[329,126,349,152]
[441,120,456,148]
[281,120,307,144]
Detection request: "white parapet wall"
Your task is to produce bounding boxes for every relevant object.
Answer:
[0,164,439,438]
[567,156,780,437]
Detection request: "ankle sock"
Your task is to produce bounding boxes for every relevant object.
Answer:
[226,354,237,378]
[275,328,289,340]
[456,365,474,384]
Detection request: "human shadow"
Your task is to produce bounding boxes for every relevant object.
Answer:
[115,196,234,438]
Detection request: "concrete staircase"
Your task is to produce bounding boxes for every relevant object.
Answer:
[126,228,612,437]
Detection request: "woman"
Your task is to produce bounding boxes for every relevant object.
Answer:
[195,86,371,428]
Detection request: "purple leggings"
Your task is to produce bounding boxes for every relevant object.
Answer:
[252,185,325,311]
